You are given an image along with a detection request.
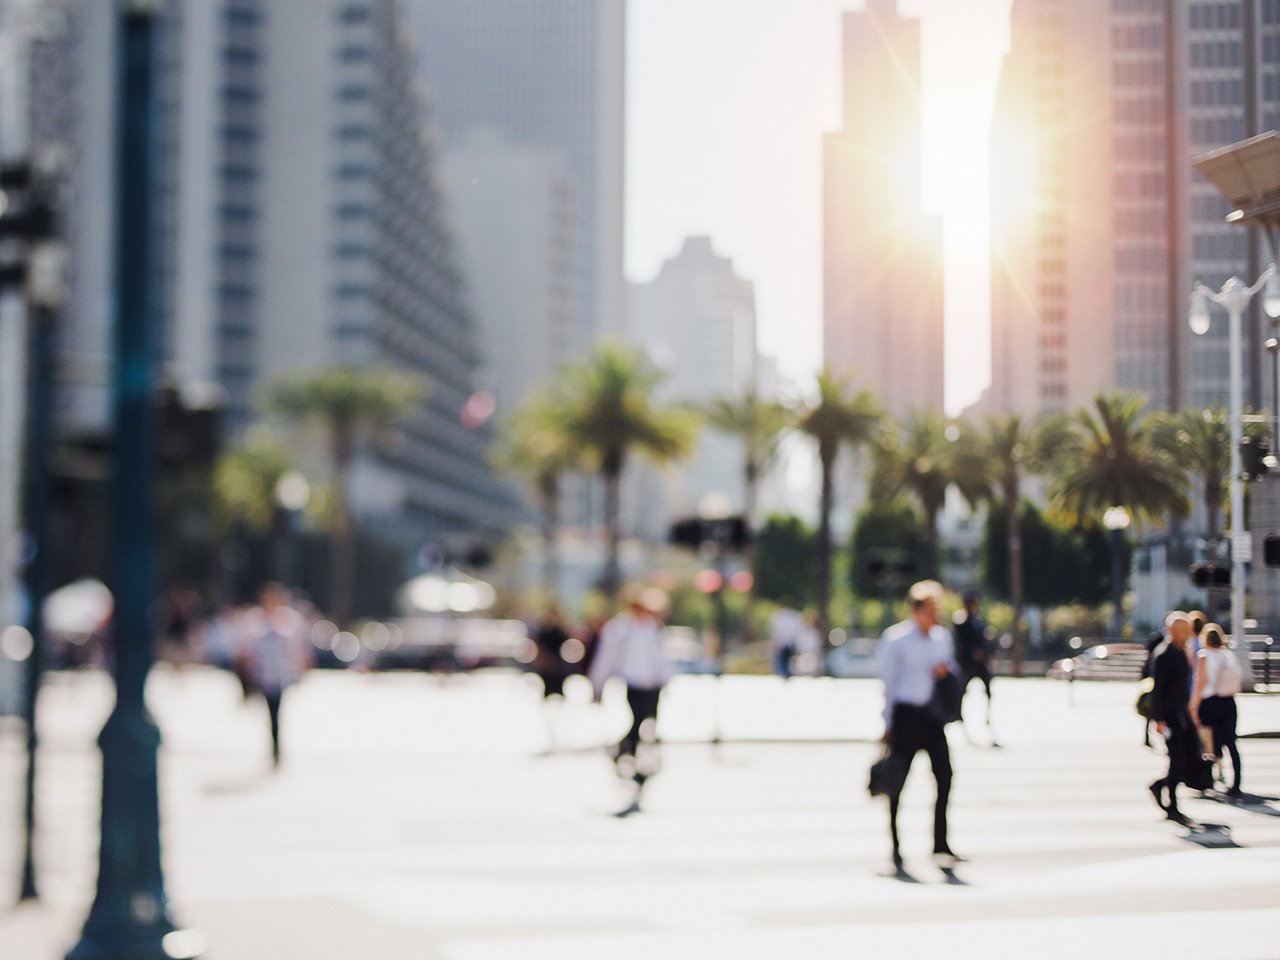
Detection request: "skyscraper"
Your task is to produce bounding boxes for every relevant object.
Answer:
[988,0,1280,417]
[406,0,626,352]
[986,0,1114,417]
[29,0,516,568]
[628,236,759,538]
[823,0,944,418]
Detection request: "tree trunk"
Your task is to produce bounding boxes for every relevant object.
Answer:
[1205,493,1222,621]
[601,452,623,596]
[741,463,759,648]
[540,472,561,600]
[330,420,356,625]
[923,505,940,580]
[815,444,834,659]
[1006,491,1025,678]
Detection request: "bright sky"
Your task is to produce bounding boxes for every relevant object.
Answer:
[626,0,1013,414]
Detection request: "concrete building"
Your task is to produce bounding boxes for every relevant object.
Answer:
[406,0,626,351]
[987,0,1280,418]
[985,0,1115,418]
[26,0,517,567]
[627,236,760,540]
[439,129,574,422]
[823,0,944,419]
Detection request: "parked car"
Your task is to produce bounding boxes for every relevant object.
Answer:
[1046,642,1147,681]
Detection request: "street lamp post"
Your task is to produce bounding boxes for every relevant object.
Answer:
[67,5,201,958]
[1189,265,1280,652]
[1102,506,1131,639]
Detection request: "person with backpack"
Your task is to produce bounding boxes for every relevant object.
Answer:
[1191,622,1243,797]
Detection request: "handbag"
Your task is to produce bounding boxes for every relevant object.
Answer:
[926,671,963,725]
[868,747,908,798]
[1135,676,1155,719]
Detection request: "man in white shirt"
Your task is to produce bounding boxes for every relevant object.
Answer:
[589,588,674,769]
[876,579,962,872]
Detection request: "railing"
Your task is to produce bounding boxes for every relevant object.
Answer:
[1247,636,1280,692]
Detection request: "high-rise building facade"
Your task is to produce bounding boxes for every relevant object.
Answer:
[439,129,574,422]
[988,0,1280,418]
[628,236,759,539]
[29,0,516,558]
[406,0,626,352]
[986,0,1115,417]
[823,0,944,418]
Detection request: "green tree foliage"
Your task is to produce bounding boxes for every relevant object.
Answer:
[953,412,1074,675]
[492,387,582,597]
[1048,392,1189,528]
[268,366,428,623]
[557,343,699,594]
[797,371,883,645]
[983,501,1124,608]
[753,514,818,607]
[871,411,958,579]
[704,389,793,641]
[849,501,928,599]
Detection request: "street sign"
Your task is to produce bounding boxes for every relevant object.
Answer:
[1233,531,1254,563]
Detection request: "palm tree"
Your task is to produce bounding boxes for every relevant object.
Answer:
[558,343,699,594]
[704,389,793,643]
[797,371,883,649]
[1049,392,1190,528]
[493,387,581,598]
[954,412,1073,675]
[1150,407,1230,549]
[872,410,955,580]
[1048,393,1189,634]
[269,366,428,624]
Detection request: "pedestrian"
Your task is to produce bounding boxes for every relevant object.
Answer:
[1190,622,1243,797]
[244,583,311,768]
[588,586,674,782]
[1147,610,1198,826]
[769,599,804,679]
[876,579,963,872]
[529,606,571,750]
[953,590,996,743]
[1140,630,1163,748]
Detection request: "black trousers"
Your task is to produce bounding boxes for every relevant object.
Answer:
[264,691,283,764]
[888,703,952,857]
[1155,711,1195,810]
[620,686,662,759]
[1198,696,1242,791]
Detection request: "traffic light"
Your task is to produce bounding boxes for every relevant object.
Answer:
[1240,435,1271,481]
[1189,562,1231,587]
[1265,534,1280,567]
[0,160,57,292]
[667,516,750,552]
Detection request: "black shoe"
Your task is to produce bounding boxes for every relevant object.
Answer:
[1166,809,1195,827]
[1227,786,1243,799]
[1148,781,1168,811]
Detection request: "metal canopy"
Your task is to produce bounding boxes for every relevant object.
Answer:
[1193,132,1280,227]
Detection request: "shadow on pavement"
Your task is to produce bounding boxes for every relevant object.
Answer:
[1181,822,1240,848]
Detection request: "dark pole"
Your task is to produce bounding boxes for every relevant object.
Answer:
[18,299,54,902]
[1110,527,1123,640]
[67,5,200,958]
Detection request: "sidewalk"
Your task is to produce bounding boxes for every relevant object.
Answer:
[2,668,1278,959]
